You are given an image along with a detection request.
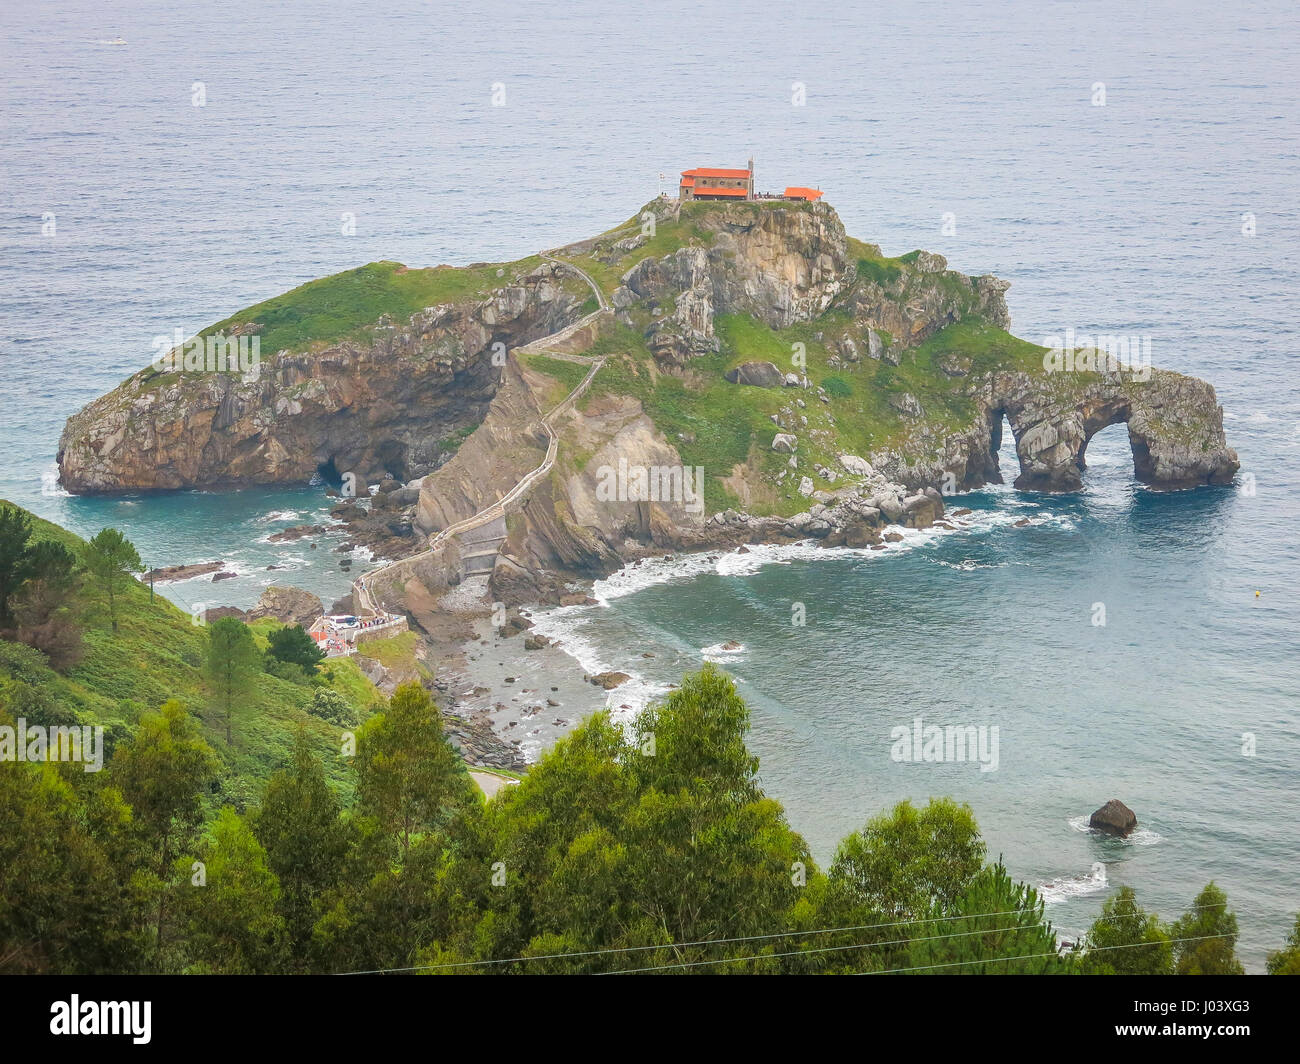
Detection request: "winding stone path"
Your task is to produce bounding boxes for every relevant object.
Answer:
[354,256,608,616]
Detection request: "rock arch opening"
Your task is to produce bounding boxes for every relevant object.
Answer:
[987,408,1016,485]
[1079,420,1138,488]
[989,397,1159,492]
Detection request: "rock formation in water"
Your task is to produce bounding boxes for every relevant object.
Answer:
[1089,799,1138,837]
[58,197,1238,607]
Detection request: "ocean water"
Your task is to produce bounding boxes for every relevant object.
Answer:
[1,0,1297,968]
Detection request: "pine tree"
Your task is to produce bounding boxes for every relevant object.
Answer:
[176,807,286,974]
[1171,882,1245,975]
[1079,886,1173,974]
[109,701,218,970]
[204,617,260,746]
[253,731,347,969]
[355,681,475,854]
[0,505,34,628]
[81,527,143,633]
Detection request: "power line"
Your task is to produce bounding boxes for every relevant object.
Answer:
[603,906,1230,975]
[863,933,1235,975]
[336,901,1229,976]
[600,921,1051,975]
[337,907,1039,974]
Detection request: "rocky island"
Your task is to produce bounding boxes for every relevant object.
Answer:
[58,198,1239,620]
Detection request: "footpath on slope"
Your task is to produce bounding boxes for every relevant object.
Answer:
[352,253,609,619]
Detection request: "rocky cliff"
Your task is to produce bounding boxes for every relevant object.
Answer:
[59,198,1239,606]
[57,260,584,493]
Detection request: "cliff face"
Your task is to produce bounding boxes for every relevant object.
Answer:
[57,262,581,493]
[59,198,1239,603]
[613,202,1009,368]
[870,365,1239,494]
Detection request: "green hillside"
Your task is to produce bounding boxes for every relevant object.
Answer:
[0,502,384,804]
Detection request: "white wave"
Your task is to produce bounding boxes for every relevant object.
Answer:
[1068,815,1163,846]
[530,502,1068,693]
[523,500,1076,756]
[1039,862,1108,904]
[523,610,671,733]
[256,509,304,524]
[1124,826,1164,846]
[702,640,746,662]
[932,558,1007,571]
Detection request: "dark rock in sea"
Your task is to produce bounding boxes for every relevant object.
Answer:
[1089,799,1138,837]
[590,671,631,690]
[498,614,533,637]
[145,561,223,582]
[523,634,551,650]
[212,571,237,581]
[268,524,325,543]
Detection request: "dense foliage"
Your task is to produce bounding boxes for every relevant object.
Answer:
[0,506,1289,975]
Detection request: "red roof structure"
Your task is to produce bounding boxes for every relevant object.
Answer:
[681,167,752,179]
[677,160,824,203]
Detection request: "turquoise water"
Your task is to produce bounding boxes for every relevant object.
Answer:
[1,0,1296,968]
[532,429,1298,969]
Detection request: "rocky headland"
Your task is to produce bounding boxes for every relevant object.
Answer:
[59,197,1239,629]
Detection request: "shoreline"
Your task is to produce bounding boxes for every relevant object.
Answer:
[418,486,1070,771]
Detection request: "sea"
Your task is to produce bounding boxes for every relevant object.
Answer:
[1,0,1296,969]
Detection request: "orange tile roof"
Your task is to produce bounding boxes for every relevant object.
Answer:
[691,186,749,197]
[679,176,695,187]
[784,187,823,200]
[682,167,751,179]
